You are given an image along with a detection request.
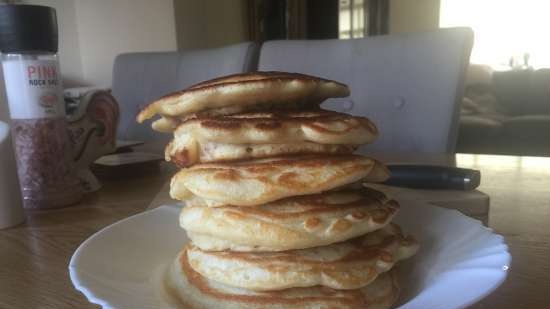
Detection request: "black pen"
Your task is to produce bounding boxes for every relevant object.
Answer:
[383,165,481,190]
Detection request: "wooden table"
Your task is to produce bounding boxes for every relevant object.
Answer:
[1,153,549,309]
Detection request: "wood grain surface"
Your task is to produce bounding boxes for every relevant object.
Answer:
[1,153,550,308]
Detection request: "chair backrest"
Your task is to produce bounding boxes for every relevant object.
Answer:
[259,28,473,154]
[112,42,259,142]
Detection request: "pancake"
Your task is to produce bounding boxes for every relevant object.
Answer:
[165,110,377,167]
[137,71,350,125]
[170,154,390,207]
[167,141,356,168]
[187,223,418,291]
[165,249,400,309]
[180,188,399,251]
[152,116,180,133]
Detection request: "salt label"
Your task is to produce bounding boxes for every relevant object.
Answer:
[2,59,65,119]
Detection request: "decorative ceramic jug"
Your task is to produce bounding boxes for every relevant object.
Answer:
[67,90,119,192]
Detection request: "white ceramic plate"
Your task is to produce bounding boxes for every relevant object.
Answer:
[69,201,510,309]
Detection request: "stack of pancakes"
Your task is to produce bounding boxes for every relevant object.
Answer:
[137,72,419,309]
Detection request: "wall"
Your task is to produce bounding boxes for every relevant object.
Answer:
[22,0,177,87]
[22,0,84,87]
[389,0,440,34]
[74,0,177,87]
[18,0,249,86]
[173,0,248,50]
[15,0,440,86]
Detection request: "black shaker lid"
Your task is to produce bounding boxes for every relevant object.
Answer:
[0,5,58,53]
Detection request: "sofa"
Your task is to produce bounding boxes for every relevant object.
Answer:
[457,66,550,156]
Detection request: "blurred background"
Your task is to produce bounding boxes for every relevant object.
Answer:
[2,0,549,157]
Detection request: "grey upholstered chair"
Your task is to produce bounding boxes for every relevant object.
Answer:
[112,42,259,142]
[259,28,473,154]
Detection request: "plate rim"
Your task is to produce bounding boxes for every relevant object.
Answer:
[69,205,180,309]
[69,202,510,309]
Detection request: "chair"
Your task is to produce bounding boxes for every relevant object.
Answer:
[258,28,473,154]
[112,42,259,142]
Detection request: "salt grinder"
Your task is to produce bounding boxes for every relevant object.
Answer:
[0,5,82,209]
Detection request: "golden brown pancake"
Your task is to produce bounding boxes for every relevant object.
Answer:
[170,154,390,207]
[187,223,418,291]
[136,71,350,125]
[165,248,400,309]
[180,188,399,251]
[152,116,181,133]
[165,110,377,167]
[168,141,356,168]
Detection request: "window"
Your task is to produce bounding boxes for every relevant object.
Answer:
[339,0,365,39]
[440,0,550,69]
